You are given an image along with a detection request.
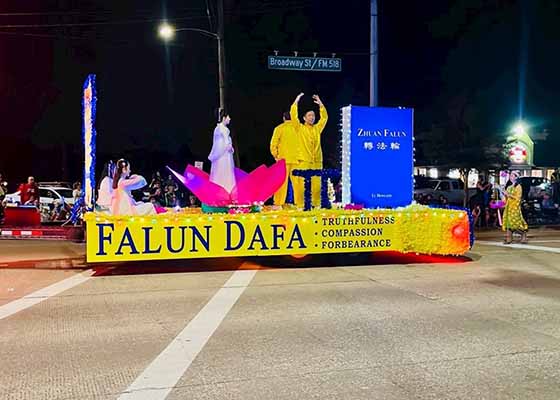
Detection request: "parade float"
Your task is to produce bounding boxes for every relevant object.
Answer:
[81,76,473,263]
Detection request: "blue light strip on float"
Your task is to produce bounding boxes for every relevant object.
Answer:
[341,105,352,204]
[83,74,97,210]
[72,74,97,224]
[411,108,416,203]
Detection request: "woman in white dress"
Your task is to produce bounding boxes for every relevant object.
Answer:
[97,161,114,210]
[208,110,236,192]
[97,177,113,209]
[110,159,156,216]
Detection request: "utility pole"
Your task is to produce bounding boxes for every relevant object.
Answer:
[217,0,226,111]
[370,0,378,107]
[216,0,240,166]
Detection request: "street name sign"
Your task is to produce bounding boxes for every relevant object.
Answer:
[268,55,342,72]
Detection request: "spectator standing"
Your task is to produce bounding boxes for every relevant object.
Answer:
[148,181,165,207]
[72,182,82,202]
[0,173,7,197]
[423,194,437,206]
[0,173,7,220]
[551,168,560,207]
[164,183,178,207]
[150,172,163,191]
[163,174,177,192]
[18,176,39,206]
[474,177,491,227]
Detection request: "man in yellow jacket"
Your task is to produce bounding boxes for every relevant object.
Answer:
[290,92,328,207]
[270,111,300,205]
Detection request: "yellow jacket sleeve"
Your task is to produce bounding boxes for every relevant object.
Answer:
[512,185,522,201]
[270,126,281,160]
[316,105,328,133]
[290,101,300,125]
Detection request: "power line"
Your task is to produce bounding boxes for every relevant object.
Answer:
[0,29,368,57]
[205,0,214,32]
[0,16,208,29]
[256,48,369,57]
[0,30,89,40]
[0,30,153,47]
[0,0,312,16]
[0,30,218,48]
[0,7,207,17]
[0,1,313,26]
[229,1,313,14]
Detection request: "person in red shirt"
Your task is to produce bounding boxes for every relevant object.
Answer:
[18,176,39,206]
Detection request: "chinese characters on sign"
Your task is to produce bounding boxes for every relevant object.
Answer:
[362,142,401,151]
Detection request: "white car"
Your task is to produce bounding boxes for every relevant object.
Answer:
[415,179,476,205]
[4,186,76,207]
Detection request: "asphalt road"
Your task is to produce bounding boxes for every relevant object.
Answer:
[1,228,560,399]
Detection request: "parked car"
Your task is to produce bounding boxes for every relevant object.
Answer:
[4,186,77,223]
[517,177,550,201]
[414,178,476,205]
[38,181,72,189]
[413,175,434,190]
[4,186,76,207]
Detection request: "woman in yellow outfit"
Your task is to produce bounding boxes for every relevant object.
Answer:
[502,171,528,244]
[269,112,301,205]
[289,92,328,208]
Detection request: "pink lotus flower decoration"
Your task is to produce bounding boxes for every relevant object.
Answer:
[167,160,287,207]
[344,204,364,210]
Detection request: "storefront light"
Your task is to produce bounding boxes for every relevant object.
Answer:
[448,169,460,179]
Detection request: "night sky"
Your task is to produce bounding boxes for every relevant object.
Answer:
[0,0,558,189]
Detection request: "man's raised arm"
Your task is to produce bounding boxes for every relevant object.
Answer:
[290,92,304,124]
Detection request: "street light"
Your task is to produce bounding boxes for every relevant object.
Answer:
[158,22,175,41]
[158,23,219,40]
[512,120,529,136]
[156,3,238,166]
[156,21,226,113]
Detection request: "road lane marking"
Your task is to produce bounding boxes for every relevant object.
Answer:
[0,270,93,321]
[117,269,257,400]
[477,240,560,254]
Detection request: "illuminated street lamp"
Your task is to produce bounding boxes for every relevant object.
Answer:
[512,120,529,136]
[156,20,225,112]
[158,22,175,41]
[156,1,236,165]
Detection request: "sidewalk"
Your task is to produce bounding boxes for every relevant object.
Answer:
[0,240,85,268]
[474,226,560,243]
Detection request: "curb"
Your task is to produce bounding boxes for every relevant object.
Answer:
[0,257,87,270]
[1,229,45,238]
[0,226,82,241]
